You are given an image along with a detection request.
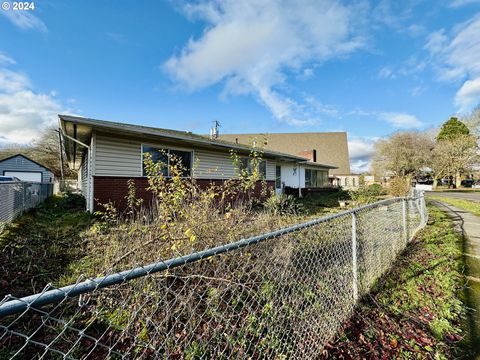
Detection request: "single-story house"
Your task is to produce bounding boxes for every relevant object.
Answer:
[0,154,54,184]
[332,174,361,189]
[219,132,359,189]
[59,115,336,212]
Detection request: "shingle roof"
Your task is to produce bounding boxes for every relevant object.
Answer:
[219,132,350,175]
[58,115,311,162]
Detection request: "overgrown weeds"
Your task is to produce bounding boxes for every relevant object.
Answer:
[348,184,388,205]
[0,193,92,298]
[69,149,293,278]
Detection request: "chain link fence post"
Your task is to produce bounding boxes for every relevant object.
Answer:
[351,211,358,302]
[420,194,426,227]
[402,197,408,243]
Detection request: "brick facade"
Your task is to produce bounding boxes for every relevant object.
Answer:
[93,176,275,212]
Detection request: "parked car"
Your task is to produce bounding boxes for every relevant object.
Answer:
[473,180,480,189]
[0,176,21,182]
[461,179,474,188]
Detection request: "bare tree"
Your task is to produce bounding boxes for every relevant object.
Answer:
[371,131,434,180]
[463,105,480,137]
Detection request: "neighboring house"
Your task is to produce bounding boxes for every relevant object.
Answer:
[0,154,54,184]
[333,174,360,189]
[219,132,359,188]
[59,115,337,212]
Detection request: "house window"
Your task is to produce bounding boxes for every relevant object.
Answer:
[305,169,312,187]
[275,165,281,188]
[318,170,328,187]
[238,158,267,178]
[142,145,192,177]
[305,169,329,187]
[259,160,267,178]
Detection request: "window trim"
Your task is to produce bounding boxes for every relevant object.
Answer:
[141,143,194,178]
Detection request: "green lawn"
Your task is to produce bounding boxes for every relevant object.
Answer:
[428,195,480,217]
[322,205,470,359]
[0,194,92,298]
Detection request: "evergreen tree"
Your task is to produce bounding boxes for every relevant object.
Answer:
[436,117,470,141]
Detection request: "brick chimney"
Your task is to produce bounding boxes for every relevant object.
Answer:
[297,149,317,162]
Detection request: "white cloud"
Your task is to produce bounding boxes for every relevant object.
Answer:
[348,137,378,173]
[425,14,480,112]
[407,24,425,37]
[1,10,47,32]
[349,138,376,160]
[0,53,15,65]
[0,54,64,144]
[0,68,31,93]
[350,159,371,173]
[454,77,480,112]
[164,0,365,125]
[348,109,423,129]
[378,66,395,79]
[379,112,422,128]
[411,85,426,97]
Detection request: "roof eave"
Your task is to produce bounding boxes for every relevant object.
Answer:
[58,114,307,162]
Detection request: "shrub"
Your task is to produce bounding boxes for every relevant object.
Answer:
[263,194,303,216]
[367,183,385,196]
[388,177,411,197]
[348,184,387,205]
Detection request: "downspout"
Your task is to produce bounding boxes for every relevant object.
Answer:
[60,129,92,212]
[298,163,302,198]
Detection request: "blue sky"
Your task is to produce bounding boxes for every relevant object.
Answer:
[0,0,479,171]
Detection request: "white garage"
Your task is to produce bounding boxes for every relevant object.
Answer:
[4,171,42,182]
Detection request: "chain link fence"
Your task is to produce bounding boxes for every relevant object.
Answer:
[0,194,427,359]
[0,182,53,232]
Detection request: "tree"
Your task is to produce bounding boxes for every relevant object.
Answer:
[433,117,478,187]
[371,131,434,179]
[432,134,478,187]
[462,105,480,137]
[436,117,470,141]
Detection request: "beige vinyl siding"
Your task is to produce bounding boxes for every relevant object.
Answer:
[194,149,276,181]
[93,132,276,181]
[193,149,237,179]
[266,161,275,181]
[80,152,89,198]
[94,133,142,176]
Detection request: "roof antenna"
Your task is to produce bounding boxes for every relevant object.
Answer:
[210,120,220,139]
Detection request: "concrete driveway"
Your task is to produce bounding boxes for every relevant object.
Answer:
[427,191,480,203]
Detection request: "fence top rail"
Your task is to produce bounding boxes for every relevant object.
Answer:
[0,181,45,185]
[0,194,423,318]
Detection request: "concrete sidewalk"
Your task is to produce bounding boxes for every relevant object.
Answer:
[433,201,480,358]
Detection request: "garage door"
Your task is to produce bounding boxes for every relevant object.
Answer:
[4,171,42,182]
